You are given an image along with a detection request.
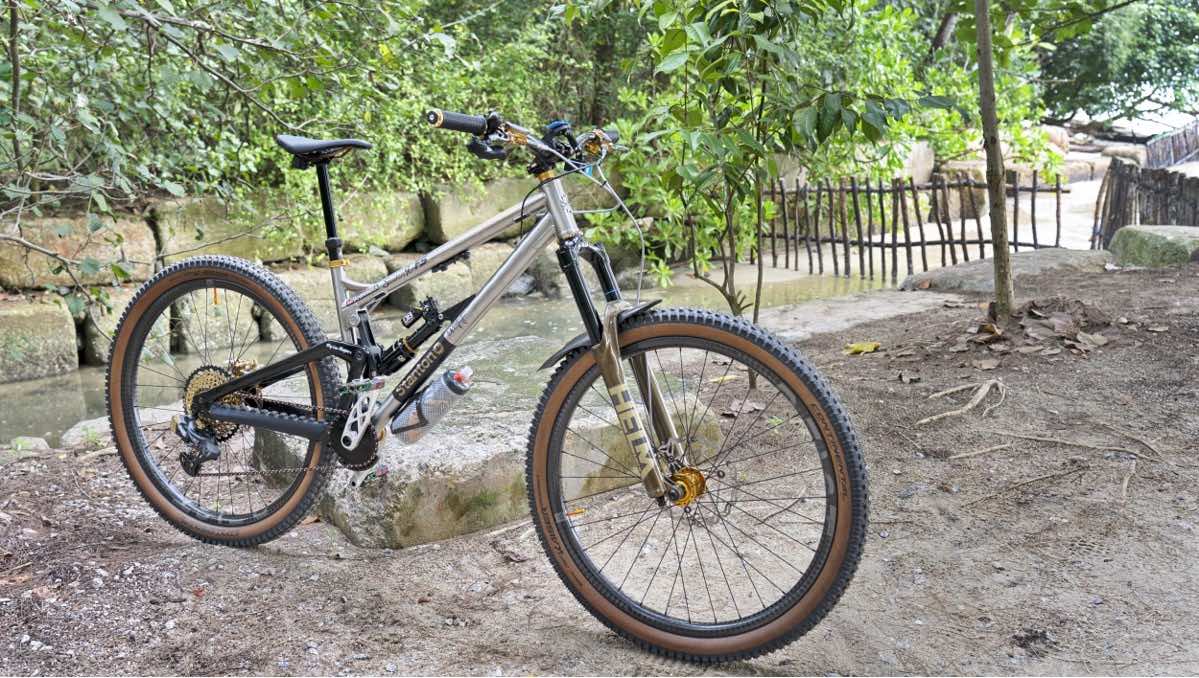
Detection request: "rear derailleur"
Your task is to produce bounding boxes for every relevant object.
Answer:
[175,415,221,476]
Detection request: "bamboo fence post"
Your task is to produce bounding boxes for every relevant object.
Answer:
[966,174,986,259]
[1055,174,1062,247]
[812,182,823,274]
[826,179,839,277]
[900,178,918,275]
[865,179,876,279]
[769,184,778,267]
[1008,169,1020,251]
[955,177,970,262]
[778,179,790,270]
[928,176,946,267]
[890,179,900,283]
[839,178,851,277]
[851,177,865,279]
[1030,169,1039,248]
[939,175,960,264]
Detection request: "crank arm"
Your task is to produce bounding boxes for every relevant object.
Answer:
[593,301,673,500]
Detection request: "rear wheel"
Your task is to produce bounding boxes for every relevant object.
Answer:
[106,255,339,547]
[527,308,867,662]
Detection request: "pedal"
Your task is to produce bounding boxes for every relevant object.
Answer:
[339,376,385,396]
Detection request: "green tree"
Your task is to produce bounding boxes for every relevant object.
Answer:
[1040,0,1199,122]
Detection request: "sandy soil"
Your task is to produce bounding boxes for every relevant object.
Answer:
[2,264,1197,676]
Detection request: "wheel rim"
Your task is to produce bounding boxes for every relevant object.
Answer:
[546,337,838,635]
[119,277,324,527]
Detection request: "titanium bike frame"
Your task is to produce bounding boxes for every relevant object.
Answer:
[201,131,684,499]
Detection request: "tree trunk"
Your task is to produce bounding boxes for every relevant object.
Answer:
[974,0,1014,317]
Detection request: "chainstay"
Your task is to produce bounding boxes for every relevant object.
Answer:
[190,395,349,477]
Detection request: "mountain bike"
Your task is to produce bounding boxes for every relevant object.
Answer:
[105,109,868,662]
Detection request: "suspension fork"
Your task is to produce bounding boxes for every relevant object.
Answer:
[558,238,681,500]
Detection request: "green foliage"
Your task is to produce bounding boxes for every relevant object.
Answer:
[1040,0,1199,121]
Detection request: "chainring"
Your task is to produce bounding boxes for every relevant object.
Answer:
[330,414,380,470]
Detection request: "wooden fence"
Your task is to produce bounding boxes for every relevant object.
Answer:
[1091,159,1199,248]
[1145,118,1199,169]
[760,172,1067,282]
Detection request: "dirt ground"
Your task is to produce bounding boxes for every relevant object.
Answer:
[2,264,1197,676]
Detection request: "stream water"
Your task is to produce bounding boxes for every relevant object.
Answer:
[0,272,883,446]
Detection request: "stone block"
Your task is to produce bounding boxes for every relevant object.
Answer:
[270,255,389,336]
[382,254,473,311]
[1110,225,1199,267]
[154,195,319,264]
[0,298,78,383]
[422,177,540,244]
[81,286,171,365]
[339,191,424,253]
[900,248,1113,293]
[0,214,155,289]
[1101,144,1148,167]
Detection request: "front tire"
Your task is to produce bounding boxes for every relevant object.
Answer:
[526,308,867,662]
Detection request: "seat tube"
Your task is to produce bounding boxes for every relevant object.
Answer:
[315,162,351,340]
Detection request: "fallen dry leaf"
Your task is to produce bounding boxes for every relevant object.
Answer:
[1147,325,1168,333]
[972,358,1000,371]
[843,341,881,355]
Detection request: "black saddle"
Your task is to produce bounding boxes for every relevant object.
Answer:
[275,134,371,168]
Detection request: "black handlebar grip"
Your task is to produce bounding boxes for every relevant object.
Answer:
[603,128,620,144]
[425,109,488,135]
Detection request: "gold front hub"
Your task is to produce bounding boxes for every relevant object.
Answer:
[670,467,707,508]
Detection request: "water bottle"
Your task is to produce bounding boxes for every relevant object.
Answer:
[389,367,474,444]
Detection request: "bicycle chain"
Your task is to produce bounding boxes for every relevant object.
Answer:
[188,395,355,478]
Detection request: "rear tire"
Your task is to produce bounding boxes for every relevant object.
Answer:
[106,255,339,547]
[526,308,867,662]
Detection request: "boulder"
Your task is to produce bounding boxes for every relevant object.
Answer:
[1101,145,1148,167]
[1043,125,1070,154]
[1110,225,1199,267]
[0,299,78,383]
[154,195,319,264]
[422,177,541,244]
[902,141,935,184]
[270,255,390,336]
[8,436,49,451]
[172,287,262,355]
[0,214,155,288]
[338,191,425,253]
[939,161,990,220]
[468,242,516,288]
[255,333,723,548]
[61,402,178,450]
[900,248,1114,293]
[82,286,170,365]
[382,253,473,311]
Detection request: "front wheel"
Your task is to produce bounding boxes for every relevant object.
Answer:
[527,308,867,662]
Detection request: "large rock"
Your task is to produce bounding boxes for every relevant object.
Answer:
[902,141,934,184]
[939,161,990,220]
[271,255,389,335]
[900,248,1113,293]
[172,286,261,355]
[82,286,170,365]
[468,242,516,288]
[0,298,78,383]
[1110,225,1199,267]
[422,177,541,244]
[0,214,155,288]
[382,253,472,311]
[1101,144,1148,167]
[154,195,319,264]
[256,333,723,548]
[338,191,425,253]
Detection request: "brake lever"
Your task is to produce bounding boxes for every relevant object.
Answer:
[467,136,508,161]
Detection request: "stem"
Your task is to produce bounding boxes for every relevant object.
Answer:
[974,0,1013,316]
[8,0,21,174]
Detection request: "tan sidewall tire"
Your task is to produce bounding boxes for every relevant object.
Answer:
[529,314,863,660]
[107,258,330,544]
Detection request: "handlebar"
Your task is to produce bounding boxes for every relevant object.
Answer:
[424,108,620,169]
[425,109,489,135]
